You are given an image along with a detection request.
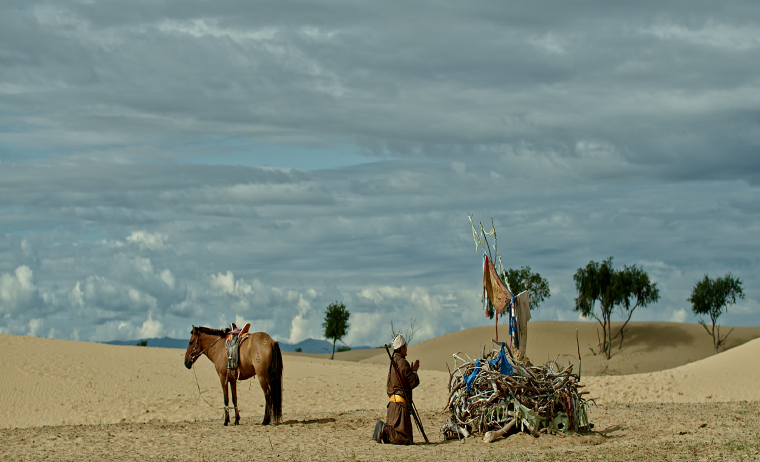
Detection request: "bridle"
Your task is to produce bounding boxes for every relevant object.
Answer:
[186,327,221,365]
[186,333,204,364]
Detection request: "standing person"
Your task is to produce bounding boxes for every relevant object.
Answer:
[374,333,420,444]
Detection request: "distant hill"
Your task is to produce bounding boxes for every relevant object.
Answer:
[105,337,189,349]
[105,337,372,354]
[278,338,373,354]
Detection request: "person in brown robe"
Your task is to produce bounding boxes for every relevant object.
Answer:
[375,333,420,444]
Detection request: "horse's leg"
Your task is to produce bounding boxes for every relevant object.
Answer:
[259,374,271,426]
[230,378,240,425]
[221,375,230,426]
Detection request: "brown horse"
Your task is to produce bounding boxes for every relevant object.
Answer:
[184,325,283,426]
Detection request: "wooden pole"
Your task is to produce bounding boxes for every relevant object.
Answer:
[495,311,498,341]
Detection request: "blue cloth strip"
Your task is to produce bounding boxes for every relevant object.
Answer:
[487,342,513,376]
[464,359,482,391]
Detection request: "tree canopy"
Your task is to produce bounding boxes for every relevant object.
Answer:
[502,266,551,312]
[573,257,660,359]
[688,273,744,354]
[322,301,350,360]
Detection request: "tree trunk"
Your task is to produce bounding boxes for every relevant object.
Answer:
[331,338,336,360]
[712,321,719,355]
[604,311,612,360]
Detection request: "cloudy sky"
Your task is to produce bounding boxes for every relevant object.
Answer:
[1,1,759,347]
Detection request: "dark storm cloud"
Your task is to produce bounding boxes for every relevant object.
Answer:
[2,1,758,178]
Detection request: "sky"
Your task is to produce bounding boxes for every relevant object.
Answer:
[1,1,759,348]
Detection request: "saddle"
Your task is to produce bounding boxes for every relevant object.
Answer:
[225,323,250,372]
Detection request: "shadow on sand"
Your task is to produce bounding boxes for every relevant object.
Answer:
[609,322,697,354]
[279,418,336,425]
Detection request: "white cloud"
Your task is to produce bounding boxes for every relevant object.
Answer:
[643,20,760,51]
[68,282,84,308]
[126,231,168,251]
[234,314,248,328]
[160,269,175,289]
[210,271,234,294]
[128,288,157,310]
[359,288,383,304]
[575,139,620,161]
[344,311,384,347]
[65,275,162,325]
[28,318,43,337]
[670,308,687,323]
[210,271,254,297]
[139,312,163,338]
[287,313,312,344]
[156,19,279,42]
[0,266,39,315]
[530,33,567,55]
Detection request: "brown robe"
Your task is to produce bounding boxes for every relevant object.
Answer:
[385,351,420,445]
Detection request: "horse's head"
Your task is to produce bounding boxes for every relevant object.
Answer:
[184,325,202,369]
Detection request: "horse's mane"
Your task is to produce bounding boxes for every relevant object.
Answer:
[196,326,231,337]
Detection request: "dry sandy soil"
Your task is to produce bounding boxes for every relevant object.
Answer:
[2,321,760,461]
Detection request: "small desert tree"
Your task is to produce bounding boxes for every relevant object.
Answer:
[390,318,419,345]
[323,301,350,360]
[573,257,660,359]
[688,273,745,354]
[501,266,551,312]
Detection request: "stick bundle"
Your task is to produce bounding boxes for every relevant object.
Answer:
[441,345,591,442]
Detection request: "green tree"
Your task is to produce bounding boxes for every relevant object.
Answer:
[322,301,350,360]
[502,266,551,312]
[688,273,745,354]
[573,257,660,359]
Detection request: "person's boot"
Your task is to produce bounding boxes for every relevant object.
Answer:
[373,420,386,443]
[380,424,391,444]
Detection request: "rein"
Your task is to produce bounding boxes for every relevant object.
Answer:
[188,333,254,413]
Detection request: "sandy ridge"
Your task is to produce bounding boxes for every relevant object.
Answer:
[1,321,759,430]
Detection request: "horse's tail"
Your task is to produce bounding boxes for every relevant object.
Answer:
[268,340,283,424]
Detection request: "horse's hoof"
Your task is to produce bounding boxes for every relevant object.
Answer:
[224,421,229,426]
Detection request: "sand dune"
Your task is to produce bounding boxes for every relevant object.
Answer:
[586,336,760,404]
[0,333,449,429]
[357,321,760,376]
[1,321,759,430]
[3,321,760,461]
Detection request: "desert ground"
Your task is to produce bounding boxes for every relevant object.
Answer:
[2,321,760,461]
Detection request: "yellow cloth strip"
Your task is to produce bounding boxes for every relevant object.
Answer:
[389,394,407,405]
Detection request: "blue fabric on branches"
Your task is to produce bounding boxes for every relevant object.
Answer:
[487,342,513,376]
[464,359,483,392]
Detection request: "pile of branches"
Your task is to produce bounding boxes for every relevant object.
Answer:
[441,343,592,442]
